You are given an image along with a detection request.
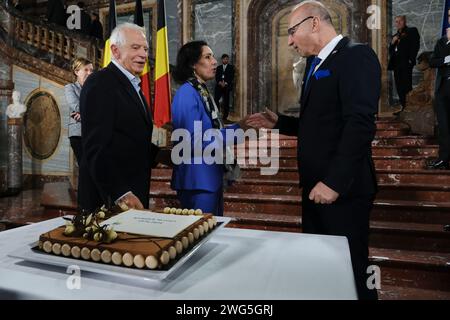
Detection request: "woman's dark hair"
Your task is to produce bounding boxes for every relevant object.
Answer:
[172,40,208,84]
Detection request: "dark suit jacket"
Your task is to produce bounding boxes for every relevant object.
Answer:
[275,37,381,197]
[215,64,235,90]
[388,26,420,70]
[78,63,159,211]
[429,37,450,93]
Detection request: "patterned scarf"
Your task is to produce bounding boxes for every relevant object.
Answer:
[187,78,240,187]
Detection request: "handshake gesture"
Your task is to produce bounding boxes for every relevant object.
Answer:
[238,107,339,204]
[238,108,279,130]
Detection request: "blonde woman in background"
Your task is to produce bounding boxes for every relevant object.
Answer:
[64,57,93,165]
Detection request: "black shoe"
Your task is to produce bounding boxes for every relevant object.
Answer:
[425,159,450,170]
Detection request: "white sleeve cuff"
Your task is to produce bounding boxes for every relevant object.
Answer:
[445,55,450,64]
[115,191,132,205]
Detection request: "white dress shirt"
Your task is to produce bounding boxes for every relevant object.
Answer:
[314,34,344,73]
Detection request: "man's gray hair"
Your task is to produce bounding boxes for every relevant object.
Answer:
[292,0,333,25]
[110,22,146,47]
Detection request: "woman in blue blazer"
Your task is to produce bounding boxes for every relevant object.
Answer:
[171,41,245,216]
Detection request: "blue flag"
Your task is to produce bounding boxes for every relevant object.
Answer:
[443,0,450,36]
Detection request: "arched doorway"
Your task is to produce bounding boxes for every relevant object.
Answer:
[246,0,372,114]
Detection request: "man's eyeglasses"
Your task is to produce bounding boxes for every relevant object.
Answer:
[287,16,314,36]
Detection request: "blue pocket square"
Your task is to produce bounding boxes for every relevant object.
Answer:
[314,70,331,80]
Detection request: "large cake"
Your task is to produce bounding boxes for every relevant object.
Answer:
[37,208,218,270]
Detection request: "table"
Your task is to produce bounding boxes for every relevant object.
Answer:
[0,217,357,299]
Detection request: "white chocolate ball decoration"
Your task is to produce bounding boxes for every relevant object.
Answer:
[52,243,61,255]
[91,248,101,262]
[182,236,189,249]
[43,241,52,253]
[160,251,170,265]
[175,241,183,254]
[101,250,112,264]
[133,255,145,269]
[71,246,81,258]
[112,252,123,265]
[145,255,158,269]
[122,253,134,267]
[61,244,71,257]
[81,247,91,260]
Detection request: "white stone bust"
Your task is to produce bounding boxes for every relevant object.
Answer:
[6,91,27,119]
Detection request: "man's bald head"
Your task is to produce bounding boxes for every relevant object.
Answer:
[292,0,333,25]
[288,1,337,57]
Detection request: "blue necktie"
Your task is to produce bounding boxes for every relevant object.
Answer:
[304,56,322,89]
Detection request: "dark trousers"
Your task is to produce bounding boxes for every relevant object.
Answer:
[302,190,378,300]
[393,66,413,108]
[214,87,231,120]
[176,188,224,216]
[434,81,450,161]
[69,136,82,166]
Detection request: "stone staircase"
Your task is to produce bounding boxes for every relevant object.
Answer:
[148,117,450,299]
[33,118,450,299]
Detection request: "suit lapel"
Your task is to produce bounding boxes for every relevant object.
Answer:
[300,37,350,116]
[108,63,151,125]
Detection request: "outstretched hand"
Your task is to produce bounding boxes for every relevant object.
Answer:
[246,108,278,129]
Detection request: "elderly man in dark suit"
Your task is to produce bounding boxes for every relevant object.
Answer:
[78,22,159,211]
[248,0,381,300]
[214,54,235,121]
[388,15,420,115]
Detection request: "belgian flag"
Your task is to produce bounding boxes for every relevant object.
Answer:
[102,0,117,68]
[134,0,152,108]
[153,0,171,127]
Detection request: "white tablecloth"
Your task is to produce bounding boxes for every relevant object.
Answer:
[0,217,357,299]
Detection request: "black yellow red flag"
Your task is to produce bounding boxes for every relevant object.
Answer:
[153,0,171,127]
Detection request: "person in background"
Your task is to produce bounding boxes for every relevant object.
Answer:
[90,12,104,41]
[46,0,67,27]
[77,2,91,36]
[388,15,420,115]
[64,57,93,166]
[214,54,235,121]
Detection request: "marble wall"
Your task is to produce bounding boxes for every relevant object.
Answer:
[193,0,233,60]
[167,0,181,65]
[390,0,445,104]
[12,66,71,177]
[191,0,233,96]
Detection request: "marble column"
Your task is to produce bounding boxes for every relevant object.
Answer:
[0,59,14,195]
[7,118,22,194]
